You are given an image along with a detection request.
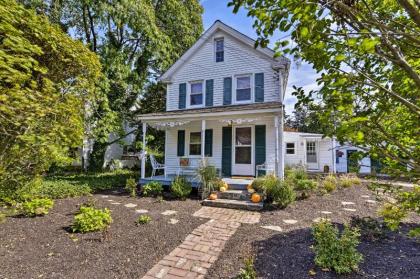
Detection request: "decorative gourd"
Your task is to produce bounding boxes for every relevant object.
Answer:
[247,188,255,194]
[223,181,229,189]
[251,193,262,203]
[219,186,227,192]
[209,193,218,200]
[247,183,253,190]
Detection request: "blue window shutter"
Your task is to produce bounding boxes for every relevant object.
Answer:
[177,130,185,157]
[205,79,214,107]
[178,83,186,109]
[222,127,232,176]
[205,129,213,156]
[223,77,232,105]
[255,73,264,102]
[255,125,266,176]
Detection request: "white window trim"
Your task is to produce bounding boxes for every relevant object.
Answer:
[233,74,253,104]
[285,142,296,155]
[187,80,204,108]
[188,131,202,157]
[214,37,224,63]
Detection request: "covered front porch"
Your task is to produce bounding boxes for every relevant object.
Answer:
[139,174,253,188]
[137,102,285,182]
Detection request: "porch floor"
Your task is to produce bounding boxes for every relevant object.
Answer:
[139,175,253,188]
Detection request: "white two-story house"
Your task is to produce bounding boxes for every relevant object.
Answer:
[137,21,341,184]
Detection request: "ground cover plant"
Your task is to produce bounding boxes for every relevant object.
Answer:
[72,206,112,233]
[312,220,363,274]
[20,198,54,217]
[37,180,92,199]
[236,257,257,279]
[136,215,152,225]
[142,181,163,197]
[171,176,192,200]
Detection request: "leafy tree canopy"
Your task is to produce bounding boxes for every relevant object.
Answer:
[0,0,106,200]
[231,0,420,177]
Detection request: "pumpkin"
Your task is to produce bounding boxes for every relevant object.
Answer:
[209,193,218,200]
[251,193,262,203]
[219,186,227,192]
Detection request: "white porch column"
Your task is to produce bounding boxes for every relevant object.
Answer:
[275,114,285,179]
[201,119,206,160]
[274,115,279,177]
[141,122,147,179]
[332,137,336,173]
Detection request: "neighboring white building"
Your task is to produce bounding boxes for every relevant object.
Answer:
[335,144,372,174]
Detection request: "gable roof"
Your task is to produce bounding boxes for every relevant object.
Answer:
[159,20,290,82]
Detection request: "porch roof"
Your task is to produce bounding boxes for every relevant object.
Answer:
[136,102,282,121]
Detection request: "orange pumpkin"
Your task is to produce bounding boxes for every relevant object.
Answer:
[209,193,218,200]
[251,193,262,203]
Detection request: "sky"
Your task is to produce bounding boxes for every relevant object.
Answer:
[200,0,320,114]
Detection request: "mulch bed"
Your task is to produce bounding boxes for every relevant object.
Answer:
[0,192,205,279]
[207,185,420,279]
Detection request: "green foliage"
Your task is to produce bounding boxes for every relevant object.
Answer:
[72,206,112,233]
[0,0,109,202]
[171,176,192,200]
[250,177,265,193]
[230,0,420,178]
[136,214,152,225]
[350,216,389,241]
[256,175,295,208]
[0,212,6,223]
[142,181,163,197]
[339,174,361,188]
[211,178,225,192]
[286,167,317,198]
[323,175,338,193]
[37,180,91,199]
[125,178,137,198]
[236,257,257,279]
[21,198,54,217]
[197,159,218,199]
[312,220,363,274]
[379,186,420,236]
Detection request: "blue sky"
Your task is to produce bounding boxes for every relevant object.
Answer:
[201,0,320,114]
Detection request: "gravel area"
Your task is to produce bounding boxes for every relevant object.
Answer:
[207,185,420,279]
[0,192,205,279]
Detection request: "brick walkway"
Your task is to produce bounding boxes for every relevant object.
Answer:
[142,207,260,279]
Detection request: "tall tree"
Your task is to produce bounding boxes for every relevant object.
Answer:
[0,0,105,200]
[231,0,420,177]
[20,0,204,168]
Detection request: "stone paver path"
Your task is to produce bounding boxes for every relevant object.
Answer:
[169,219,179,225]
[320,211,332,214]
[135,209,149,214]
[261,225,283,232]
[283,219,298,224]
[142,206,260,279]
[343,208,357,212]
[124,203,137,208]
[161,210,177,216]
[341,201,355,206]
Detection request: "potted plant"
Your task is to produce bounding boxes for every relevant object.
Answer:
[196,159,218,200]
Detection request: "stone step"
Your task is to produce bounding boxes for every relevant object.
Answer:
[222,178,252,190]
[218,190,251,201]
[202,198,263,211]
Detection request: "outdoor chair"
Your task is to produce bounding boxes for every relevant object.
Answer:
[150,154,166,178]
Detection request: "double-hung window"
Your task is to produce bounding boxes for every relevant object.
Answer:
[236,75,251,102]
[189,132,201,155]
[190,82,203,106]
[286,143,295,155]
[215,38,224,62]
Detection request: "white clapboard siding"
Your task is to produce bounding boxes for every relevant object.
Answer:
[166,30,280,111]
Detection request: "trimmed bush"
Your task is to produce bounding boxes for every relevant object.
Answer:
[38,180,91,199]
[21,198,54,217]
[313,220,363,274]
[72,206,112,233]
[125,178,137,197]
[137,214,152,225]
[142,181,163,197]
[171,176,192,200]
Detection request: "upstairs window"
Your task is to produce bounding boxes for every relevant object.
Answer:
[215,38,224,62]
[190,82,203,106]
[236,75,251,102]
[286,143,295,154]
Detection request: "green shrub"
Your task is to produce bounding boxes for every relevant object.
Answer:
[312,220,363,274]
[125,178,137,197]
[21,198,54,217]
[257,175,295,208]
[323,175,338,192]
[171,176,192,200]
[136,214,151,224]
[210,178,225,191]
[295,179,318,191]
[196,159,218,198]
[142,181,163,197]
[38,180,91,199]
[250,177,265,193]
[339,175,353,188]
[236,257,257,279]
[0,212,6,223]
[72,206,112,233]
[286,166,307,181]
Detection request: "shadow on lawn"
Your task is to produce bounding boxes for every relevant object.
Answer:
[253,223,420,279]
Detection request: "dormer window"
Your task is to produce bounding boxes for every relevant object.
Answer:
[215,38,224,62]
[190,82,203,106]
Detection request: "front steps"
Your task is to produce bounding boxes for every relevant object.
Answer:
[202,178,263,211]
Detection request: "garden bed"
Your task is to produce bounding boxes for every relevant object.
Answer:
[0,193,204,278]
[206,185,420,279]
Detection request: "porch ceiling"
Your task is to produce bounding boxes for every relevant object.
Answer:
[136,102,282,122]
